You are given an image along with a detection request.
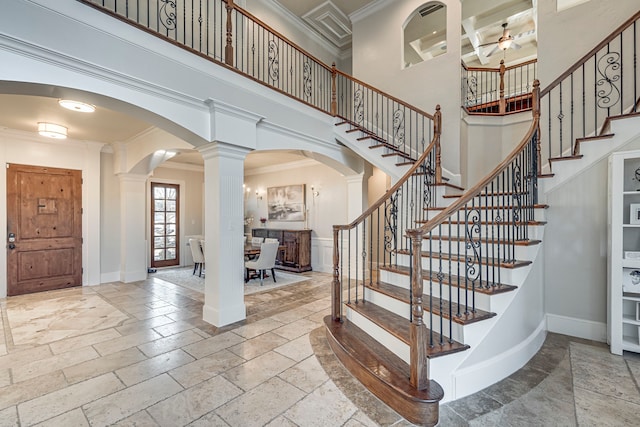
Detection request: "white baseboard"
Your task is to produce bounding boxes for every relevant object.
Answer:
[100,271,120,284]
[546,313,606,342]
[450,319,547,402]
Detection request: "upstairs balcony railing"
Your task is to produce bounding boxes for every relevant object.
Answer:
[79,0,436,165]
[462,59,537,115]
[539,10,640,163]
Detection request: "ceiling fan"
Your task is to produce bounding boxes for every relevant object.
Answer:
[480,23,522,57]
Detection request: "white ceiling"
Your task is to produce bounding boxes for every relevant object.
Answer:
[0,0,536,169]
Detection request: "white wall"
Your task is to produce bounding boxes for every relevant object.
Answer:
[244,160,350,273]
[538,0,639,89]
[351,0,462,181]
[544,135,640,337]
[0,129,103,297]
[100,152,121,281]
[461,111,533,187]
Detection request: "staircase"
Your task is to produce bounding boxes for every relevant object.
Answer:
[326,9,640,426]
[69,2,640,426]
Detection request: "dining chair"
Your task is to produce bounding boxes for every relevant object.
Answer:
[251,236,264,245]
[189,238,205,277]
[244,241,279,286]
[264,238,279,243]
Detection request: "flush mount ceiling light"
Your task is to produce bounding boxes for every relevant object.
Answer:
[38,122,68,139]
[58,99,96,113]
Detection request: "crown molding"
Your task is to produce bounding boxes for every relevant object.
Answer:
[158,160,204,173]
[349,0,394,24]
[245,158,319,176]
[266,0,343,58]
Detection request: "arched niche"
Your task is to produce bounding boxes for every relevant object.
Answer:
[403,2,447,69]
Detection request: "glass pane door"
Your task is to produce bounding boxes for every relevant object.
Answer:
[151,183,180,268]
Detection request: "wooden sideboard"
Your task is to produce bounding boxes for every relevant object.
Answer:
[252,228,312,272]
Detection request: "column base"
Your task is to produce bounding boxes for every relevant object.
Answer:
[203,302,246,327]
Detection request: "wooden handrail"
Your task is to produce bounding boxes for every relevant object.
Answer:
[230,3,333,74]
[334,69,435,121]
[416,80,540,235]
[333,105,441,231]
[541,9,640,97]
[462,59,537,73]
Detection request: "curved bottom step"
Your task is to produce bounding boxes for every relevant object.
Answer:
[323,316,443,427]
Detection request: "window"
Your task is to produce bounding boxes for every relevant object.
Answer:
[151,183,180,268]
[403,2,447,68]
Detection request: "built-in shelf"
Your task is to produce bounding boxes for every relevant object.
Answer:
[609,150,640,355]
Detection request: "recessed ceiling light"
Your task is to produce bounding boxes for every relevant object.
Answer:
[38,122,67,139]
[58,99,96,113]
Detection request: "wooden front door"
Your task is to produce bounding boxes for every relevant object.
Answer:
[7,164,83,296]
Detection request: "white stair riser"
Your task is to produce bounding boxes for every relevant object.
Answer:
[426,224,544,240]
[378,270,494,311]
[411,241,538,260]
[345,304,410,363]
[426,208,546,222]
[363,287,466,342]
[386,258,522,285]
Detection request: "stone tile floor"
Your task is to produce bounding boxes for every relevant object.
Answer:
[0,271,639,426]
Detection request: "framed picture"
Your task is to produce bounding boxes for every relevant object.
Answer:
[267,184,305,221]
[631,204,640,225]
[623,268,640,293]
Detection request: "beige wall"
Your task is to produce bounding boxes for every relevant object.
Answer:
[351,0,462,181]
[538,0,639,89]
[244,161,348,239]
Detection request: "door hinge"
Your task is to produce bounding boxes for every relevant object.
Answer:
[81,237,84,244]
[82,267,84,274]
[81,208,83,214]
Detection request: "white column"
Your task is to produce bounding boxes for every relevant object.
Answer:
[345,173,367,222]
[84,141,104,286]
[199,142,250,327]
[118,173,149,283]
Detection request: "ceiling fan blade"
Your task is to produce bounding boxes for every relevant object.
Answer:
[486,45,500,57]
[478,41,497,47]
[511,41,522,50]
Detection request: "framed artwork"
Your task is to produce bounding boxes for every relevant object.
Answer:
[267,184,305,221]
[631,203,640,225]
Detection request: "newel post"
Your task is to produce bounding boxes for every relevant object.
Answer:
[532,79,541,176]
[225,0,235,67]
[498,59,506,114]
[331,226,341,320]
[407,228,429,390]
[434,105,442,184]
[331,62,337,117]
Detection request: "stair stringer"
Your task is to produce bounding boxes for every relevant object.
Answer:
[333,123,411,182]
[403,227,540,403]
[434,235,546,402]
[346,229,545,403]
[542,114,640,194]
[333,118,460,186]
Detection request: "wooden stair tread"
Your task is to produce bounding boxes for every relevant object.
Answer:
[415,219,546,226]
[425,203,548,211]
[537,173,555,178]
[549,155,583,162]
[443,190,528,198]
[425,235,541,246]
[380,264,518,294]
[357,134,385,143]
[345,302,469,358]
[324,316,443,426]
[382,151,413,160]
[575,133,614,143]
[396,249,531,268]
[367,281,496,325]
